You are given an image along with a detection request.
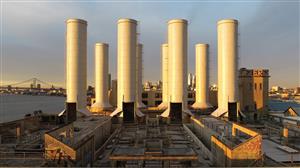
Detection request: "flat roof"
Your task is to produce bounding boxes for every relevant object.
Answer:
[263,139,300,162]
[47,115,111,148]
[269,112,300,122]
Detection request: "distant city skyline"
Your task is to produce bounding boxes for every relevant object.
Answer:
[1,1,299,88]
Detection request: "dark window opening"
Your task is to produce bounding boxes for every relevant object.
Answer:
[188,101,195,105]
[259,83,262,90]
[155,101,162,106]
[188,92,194,98]
[155,93,162,98]
[142,93,148,98]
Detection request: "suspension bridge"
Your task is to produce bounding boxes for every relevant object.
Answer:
[0,78,63,90]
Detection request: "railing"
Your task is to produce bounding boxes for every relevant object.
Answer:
[0,151,44,160]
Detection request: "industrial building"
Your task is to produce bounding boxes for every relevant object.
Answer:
[1,17,299,167]
[239,68,270,120]
[43,17,293,167]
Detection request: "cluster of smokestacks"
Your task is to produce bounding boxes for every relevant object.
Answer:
[64,17,239,122]
[65,19,114,117]
[65,18,145,122]
[159,19,239,121]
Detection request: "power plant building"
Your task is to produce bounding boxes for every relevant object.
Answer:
[39,17,284,168]
[239,68,270,120]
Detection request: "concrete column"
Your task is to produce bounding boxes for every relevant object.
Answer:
[117,19,137,109]
[161,19,189,121]
[168,19,188,107]
[91,43,112,112]
[212,19,238,117]
[66,18,90,115]
[136,43,146,108]
[158,44,169,109]
[192,44,212,109]
[283,127,289,145]
[109,79,118,107]
[232,126,236,137]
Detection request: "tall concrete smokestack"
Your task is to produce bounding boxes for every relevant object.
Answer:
[158,44,169,109]
[91,43,112,112]
[117,19,137,110]
[211,19,238,118]
[136,43,146,108]
[111,18,138,122]
[192,44,212,109]
[65,18,90,116]
[161,19,189,122]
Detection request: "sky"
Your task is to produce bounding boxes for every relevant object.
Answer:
[1,0,299,88]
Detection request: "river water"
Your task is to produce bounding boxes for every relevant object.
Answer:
[0,94,300,123]
[0,94,65,123]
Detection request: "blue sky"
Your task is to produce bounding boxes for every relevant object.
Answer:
[1,1,299,88]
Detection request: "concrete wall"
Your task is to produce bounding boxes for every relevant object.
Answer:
[141,89,217,108]
[0,116,40,143]
[189,117,217,149]
[210,123,262,167]
[253,69,269,115]
[93,119,111,150]
[44,118,112,166]
[189,117,262,167]
[239,68,255,112]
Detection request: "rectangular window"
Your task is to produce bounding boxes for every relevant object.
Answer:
[155,93,161,98]
[142,93,148,98]
[260,83,262,90]
[155,101,162,106]
[188,101,195,105]
[188,93,194,98]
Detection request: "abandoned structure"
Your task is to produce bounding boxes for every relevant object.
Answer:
[239,68,270,120]
[1,17,299,167]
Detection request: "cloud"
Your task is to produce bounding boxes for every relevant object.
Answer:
[1,1,299,88]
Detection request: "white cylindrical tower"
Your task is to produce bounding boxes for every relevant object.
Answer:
[158,44,169,109]
[212,19,238,117]
[136,43,145,108]
[109,79,118,107]
[117,18,137,108]
[192,44,212,109]
[91,43,112,111]
[66,18,89,115]
[168,19,188,108]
